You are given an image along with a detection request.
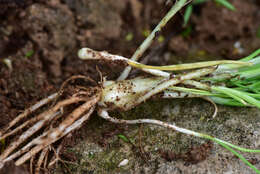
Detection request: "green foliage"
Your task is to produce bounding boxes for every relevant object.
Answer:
[142,29,151,38]
[183,0,235,27]
[214,0,236,11]
[25,50,34,58]
[167,49,260,109]
[181,25,192,37]
[117,134,130,143]
[183,5,193,27]
[202,134,260,174]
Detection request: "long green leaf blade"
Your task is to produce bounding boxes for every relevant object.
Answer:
[214,0,236,11]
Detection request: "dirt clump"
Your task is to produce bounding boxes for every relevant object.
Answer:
[192,0,260,57]
[22,2,76,77]
[0,57,52,128]
[65,0,125,50]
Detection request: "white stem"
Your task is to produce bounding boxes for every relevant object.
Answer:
[182,80,210,90]
[142,69,170,77]
[136,67,215,105]
[162,91,196,98]
[101,68,215,111]
[78,48,170,77]
[98,109,201,137]
[117,0,188,80]
[100,76,166,110]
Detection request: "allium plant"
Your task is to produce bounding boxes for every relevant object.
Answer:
[0,0,260,173]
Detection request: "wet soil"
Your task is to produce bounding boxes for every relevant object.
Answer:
[0,0,260,173]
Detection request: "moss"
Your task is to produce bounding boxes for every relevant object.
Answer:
[54,98,260,174]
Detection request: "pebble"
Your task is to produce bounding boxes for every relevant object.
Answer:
[118,159,129,167]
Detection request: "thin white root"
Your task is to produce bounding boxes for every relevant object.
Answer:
[201,97,218,118]
[3,131,49,163]
[0,97,85,162]
[15,106,96,166]
[44,146,50,169]
[44,94,101,143]
[30,155,34,174]
[0,93,58,137]
[48,145,62,167]
[0,109,62,142]
[35,147,49,174]
[0,97,83,160]
[0,111,60,161]
[13,96,99,164]
[98,109,201,137]
[162,92,218,118]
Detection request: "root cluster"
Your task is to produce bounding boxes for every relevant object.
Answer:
[0,83,101,173]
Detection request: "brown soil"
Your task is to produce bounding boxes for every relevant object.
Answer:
[159,141,213,164]
[0,0,259,173]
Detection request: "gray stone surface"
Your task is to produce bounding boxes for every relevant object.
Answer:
[54,98,260,174]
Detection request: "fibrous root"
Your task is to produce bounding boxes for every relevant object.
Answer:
[0,83,101,174]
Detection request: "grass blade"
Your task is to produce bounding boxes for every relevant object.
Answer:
[241,48,260,61]
[212,86,260,108]
[214,0,236,11]
[201,135,260,173]
[183,5,193,27]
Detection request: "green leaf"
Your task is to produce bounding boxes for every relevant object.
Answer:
[240,49,260,61]
[214,140,260,174]
[142,29,151,38]
[192,0,208,5]
[181,25,192,38]
[183,5,193,27]
[212,86,248,105]
[210,96,246,107]
[213,86,260,108]
[118,134,130,143]
[214,0,236,11]
[25,50,34,58]
[201,134,260,174]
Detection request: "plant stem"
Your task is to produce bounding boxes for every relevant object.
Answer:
[128,60,251,71]
[117,0,188,81]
